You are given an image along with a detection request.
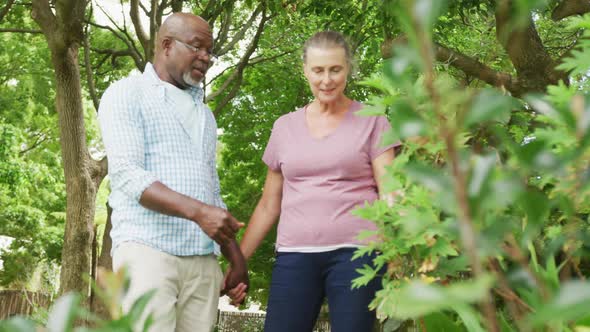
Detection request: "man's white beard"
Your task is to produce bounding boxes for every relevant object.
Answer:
[183,71,202,87]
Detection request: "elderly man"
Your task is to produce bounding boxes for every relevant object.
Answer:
[98,12,248,332]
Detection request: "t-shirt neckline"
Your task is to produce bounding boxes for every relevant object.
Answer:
[302,101,358,141]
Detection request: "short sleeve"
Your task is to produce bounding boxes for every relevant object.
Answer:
[369,115,400,160]
[262,120,281,171]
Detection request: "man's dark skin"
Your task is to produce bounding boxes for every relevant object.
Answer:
[139,13,248,304]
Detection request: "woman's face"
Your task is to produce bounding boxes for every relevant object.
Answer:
[303,46,349,104]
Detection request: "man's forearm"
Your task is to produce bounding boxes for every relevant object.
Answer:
[139,181,205,221]
[140,181,241,245]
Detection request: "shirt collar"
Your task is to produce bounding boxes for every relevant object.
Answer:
[143,62,204,102]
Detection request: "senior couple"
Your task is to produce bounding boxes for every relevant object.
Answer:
[99,12,396,332]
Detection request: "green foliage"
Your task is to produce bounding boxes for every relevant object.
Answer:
[351,0,590,330]
[556,15,590,77]
[0,27,66,290]
[0,268,155,332]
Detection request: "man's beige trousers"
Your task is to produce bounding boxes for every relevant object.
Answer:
[113,242,223,332]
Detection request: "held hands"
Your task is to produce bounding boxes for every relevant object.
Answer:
[221,265,249,306]
[220,240,249,306]
[193,205,244,245]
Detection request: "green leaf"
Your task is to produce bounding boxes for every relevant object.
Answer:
[525,94,576,131]
[405,162,452,193]
[528,280,590,326]
[556,41,590,76]
[454,305,486,332]
[576,313,590,326]
[499,310,518,332]
[142,313,155,332]
[430,237,459,257]
[127,288,157,323]
[352,246,376,261]
[422,312,464,332]
[518,139,560,171]
[385,275,495,319]
[384,45,422,80]
[436,255,470,277]
[579,94,590,144]
[488,176,524,209]
[357,103,386,116]
[413,0,449,30]
[519,189,549,227]
[379,128,400,149]
[465,89,516,127]
[468,154,497,198]
[0,317,38,332]
[352,264,378,289]
[46,292,81,332]
[359,73,388,93]
[389,99,427,139]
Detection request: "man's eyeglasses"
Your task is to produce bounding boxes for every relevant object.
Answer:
[172,38,218,65]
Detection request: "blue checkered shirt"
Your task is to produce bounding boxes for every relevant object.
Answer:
[98,63,223,256]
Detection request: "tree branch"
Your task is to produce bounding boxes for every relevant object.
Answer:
[249,48,297,65]
[147,0,158,61]
[87,20,145,70]
[90,156,108,189]
[138,1,150,17]
[55,0,88,45]
[209,10,271,116]
[92,47,135,57]
[495,0,567,93]
[382,36,522,95]
[0,27,42,33]
[83,7,99,111]
[130,0,150,55]
[156,0,167,27]
[31,0,58,41]
[552,0,590,20]
[201,0,220,23]
[434,43,519,93]
[19,131,50,156]
[84,35,99,110]
[0,0,15,22]
[217,4,263,56]
[213,5,233,54]
[205,48,296,92]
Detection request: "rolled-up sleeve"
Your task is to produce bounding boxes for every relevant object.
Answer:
[98,81,158,202]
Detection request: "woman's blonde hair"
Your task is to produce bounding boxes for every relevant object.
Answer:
[302,31,353,69]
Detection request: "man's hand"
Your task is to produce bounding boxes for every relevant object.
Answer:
[193,205,244,245]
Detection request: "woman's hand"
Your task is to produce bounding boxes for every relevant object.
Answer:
[221,266,248,306]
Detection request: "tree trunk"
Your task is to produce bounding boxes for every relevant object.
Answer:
[91,203,113,317]
[32,0,109,299]
[51,45,98,296]
[97,203,113,272]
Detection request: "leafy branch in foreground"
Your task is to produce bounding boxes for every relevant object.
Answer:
[353,2,590,331]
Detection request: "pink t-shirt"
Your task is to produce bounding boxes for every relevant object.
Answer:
[262,101,397,251]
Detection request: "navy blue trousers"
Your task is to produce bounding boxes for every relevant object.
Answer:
[264,248,383,332]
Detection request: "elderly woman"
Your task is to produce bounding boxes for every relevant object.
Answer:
[231,31,396,331]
